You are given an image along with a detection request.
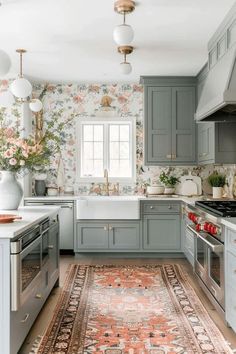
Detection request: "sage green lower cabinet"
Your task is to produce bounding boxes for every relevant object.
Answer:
[109,223,140,250]
[225,226,236,332]
[75,221,140,252]
[143,214,181,252]
[76,223,109,250]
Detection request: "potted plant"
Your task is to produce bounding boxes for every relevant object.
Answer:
[208,173,226,199]
[159,171,179,194]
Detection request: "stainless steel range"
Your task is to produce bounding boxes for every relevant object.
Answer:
[185,201,230,316]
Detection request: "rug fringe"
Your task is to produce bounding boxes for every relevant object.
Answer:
[28,335,43,354]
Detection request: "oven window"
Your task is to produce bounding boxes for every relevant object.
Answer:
[196,237,205,267]
[209,249,221,287]
[21,242,41,291]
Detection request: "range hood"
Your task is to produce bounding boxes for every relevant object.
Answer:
[195,46,236,122]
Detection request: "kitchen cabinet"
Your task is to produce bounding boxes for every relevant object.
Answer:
[225,227,236,332]
[197,122,236,164]
[140,76,196,165]
[142,201,181,253]
[143,214,181,251]
[75,221,140,252]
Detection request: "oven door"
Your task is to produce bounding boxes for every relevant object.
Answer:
[187,225,208,283]
[207,238,225,309]
[11,235,42,311]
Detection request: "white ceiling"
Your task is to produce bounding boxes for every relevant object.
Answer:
[0,0,235,83]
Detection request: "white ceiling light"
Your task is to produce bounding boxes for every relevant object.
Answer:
[120,61,132,74]
[29,98,43,112]
[10,49,32,99]
[0,90,15,107]
[0,50,11,76]
[114,0,135,74]
[118,45,133,75]
[113,24,134,46]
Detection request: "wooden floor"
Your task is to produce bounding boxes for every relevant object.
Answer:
[19,256,236,353]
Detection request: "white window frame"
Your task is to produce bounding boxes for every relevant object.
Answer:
[76,117,136,184]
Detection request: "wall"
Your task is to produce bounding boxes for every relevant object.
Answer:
[1,79,236,196]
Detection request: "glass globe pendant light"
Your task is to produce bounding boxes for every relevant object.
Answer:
[118,45,133,75]
[113,12,134,46]
[29,98,43,112]
[10,49,32,99]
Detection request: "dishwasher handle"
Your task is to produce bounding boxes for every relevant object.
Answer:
[26,202,73,209]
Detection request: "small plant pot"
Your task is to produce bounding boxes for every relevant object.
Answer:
[164,187,175,195]
[212,187,223,199]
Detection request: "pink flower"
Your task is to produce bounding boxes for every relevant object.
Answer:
[22,150,28,158]
[9,158,17,166]
[4,149,13,158]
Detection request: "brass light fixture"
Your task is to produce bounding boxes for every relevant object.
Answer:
[114,0,135,14]
[113,0,135,74]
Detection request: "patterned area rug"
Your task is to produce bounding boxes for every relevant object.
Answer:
[33,264,233,354]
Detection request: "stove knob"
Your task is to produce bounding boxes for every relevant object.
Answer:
[188,212,192,220]
[212,226,217,235]
[196,224,201,232]
[204,222,209,231]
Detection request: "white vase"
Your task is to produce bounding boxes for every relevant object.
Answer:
[0,171,23,210]
[212,186,223,199]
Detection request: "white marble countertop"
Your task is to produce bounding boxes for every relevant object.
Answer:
[0,206,60,239]
[221,217,236,231]
[24,194,204,205]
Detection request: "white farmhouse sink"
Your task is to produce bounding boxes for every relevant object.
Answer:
[76,196,140,220]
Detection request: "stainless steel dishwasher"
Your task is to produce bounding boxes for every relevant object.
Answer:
[24,200,74,252]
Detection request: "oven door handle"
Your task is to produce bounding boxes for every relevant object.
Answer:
[186,225,224,252]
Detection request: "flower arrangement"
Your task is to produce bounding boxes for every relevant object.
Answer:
[0,126,60,174]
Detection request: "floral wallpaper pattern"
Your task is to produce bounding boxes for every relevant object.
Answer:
[1,79,236,196]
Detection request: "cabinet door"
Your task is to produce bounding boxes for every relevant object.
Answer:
[108,222,140,250]
[76,223,109,250]
[198,123,215,163]
[172,87,196,163]
[145,86,172,164]
[143,214,181,251]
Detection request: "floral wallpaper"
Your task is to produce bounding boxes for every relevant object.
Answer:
[1,79,236,197]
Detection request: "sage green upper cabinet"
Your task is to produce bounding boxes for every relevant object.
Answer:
[197,122,236,164]
[140,76,196,166]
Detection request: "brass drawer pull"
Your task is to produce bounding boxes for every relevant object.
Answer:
[48,245,54,249]
[150,206,154,209]
[166,154,172,159]
[35,294,43,299]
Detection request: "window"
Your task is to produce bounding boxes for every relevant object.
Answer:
[77,118,135,182]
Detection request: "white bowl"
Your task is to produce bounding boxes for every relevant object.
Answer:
[47,188,58,196]
[147,186,164,195]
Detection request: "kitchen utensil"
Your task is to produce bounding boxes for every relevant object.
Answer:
[0,214,22,223]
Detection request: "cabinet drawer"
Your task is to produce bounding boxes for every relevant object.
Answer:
[11,284,43,354]
[227,251,236,287]
[227,228,236,254]
[143,202,180,214]
[226,285,236,332]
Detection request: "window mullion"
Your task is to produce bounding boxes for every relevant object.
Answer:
[104,123,109,171]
